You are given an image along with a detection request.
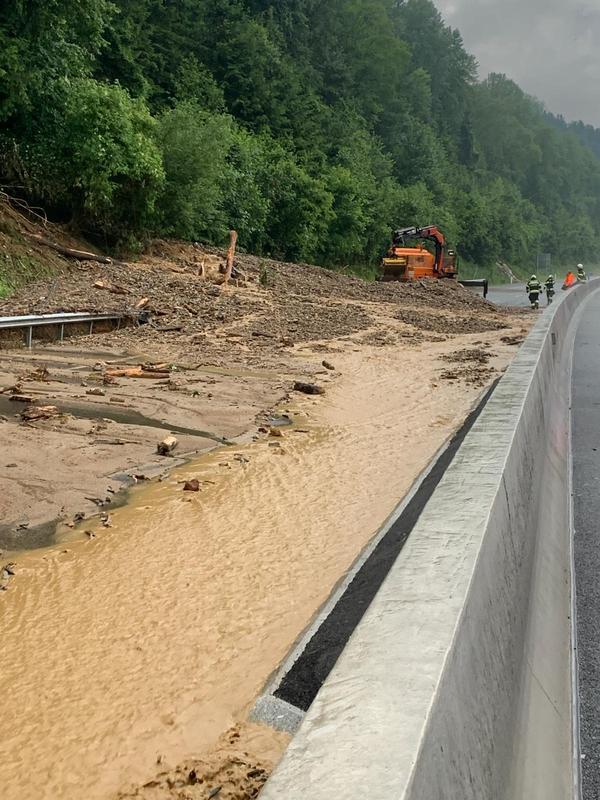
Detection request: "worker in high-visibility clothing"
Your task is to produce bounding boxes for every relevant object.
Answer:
[545,274,556,305]
[577,264,588,283]
[526,274,543,309]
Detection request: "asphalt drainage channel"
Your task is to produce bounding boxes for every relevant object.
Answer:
[252,380,500,734]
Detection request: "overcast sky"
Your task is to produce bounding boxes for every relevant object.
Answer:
[435,0,600,126]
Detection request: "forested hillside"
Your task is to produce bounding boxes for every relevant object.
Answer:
[2,0,600,272]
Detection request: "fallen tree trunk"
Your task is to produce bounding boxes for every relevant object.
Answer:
[28,234,112,264]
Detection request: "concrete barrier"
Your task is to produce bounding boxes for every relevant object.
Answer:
[261,282,599,800]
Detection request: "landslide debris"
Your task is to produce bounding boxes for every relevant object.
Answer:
[116,725,274,800]
[439,346,498,386]
[0,232,515,357]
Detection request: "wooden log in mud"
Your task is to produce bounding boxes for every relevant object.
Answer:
[157,435,178,456]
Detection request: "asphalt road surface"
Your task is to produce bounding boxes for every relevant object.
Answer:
[487,283,533,308]
[487,278,594,308]
[465,281,545,308]
[572,289,600,799]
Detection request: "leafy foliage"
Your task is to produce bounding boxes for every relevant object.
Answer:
[1,0,600,271]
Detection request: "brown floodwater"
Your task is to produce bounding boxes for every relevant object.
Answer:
[0,336,515,799]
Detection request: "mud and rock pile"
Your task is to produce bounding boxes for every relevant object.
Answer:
[0,235,514,360]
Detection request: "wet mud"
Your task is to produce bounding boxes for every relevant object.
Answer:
[0,331,524,799]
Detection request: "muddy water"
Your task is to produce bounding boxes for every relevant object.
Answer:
[0,337,514,799]
[0,394,231,443]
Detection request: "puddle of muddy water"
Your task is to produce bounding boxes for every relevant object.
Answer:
[0,519,60,551]
[0,488,133,552]
[0,394,230,444]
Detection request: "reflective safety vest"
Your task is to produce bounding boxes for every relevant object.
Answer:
[527,281,542,293]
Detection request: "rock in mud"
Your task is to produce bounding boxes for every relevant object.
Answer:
[293,381,325,396]
[183,479,200,492]
[322,360,335,371]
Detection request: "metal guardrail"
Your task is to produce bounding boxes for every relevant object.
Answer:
[0,311,128,347]
[459,278,489,298]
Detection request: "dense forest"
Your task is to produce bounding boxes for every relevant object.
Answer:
[2,0,600,273]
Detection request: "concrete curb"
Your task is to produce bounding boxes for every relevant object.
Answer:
[260,282,599,800]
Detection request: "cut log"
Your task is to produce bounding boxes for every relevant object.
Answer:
[136,297,150,309]
[105,367,170,379]
[157,435,178,456]
[94,280,129,295]
[10,394,34,403]
[28,234,112,264]
[222,230,238,286]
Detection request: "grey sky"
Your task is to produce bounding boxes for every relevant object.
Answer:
[435,0,600,126]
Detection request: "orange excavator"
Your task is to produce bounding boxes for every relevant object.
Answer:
[380,225,488,297]
[381,226,457,281]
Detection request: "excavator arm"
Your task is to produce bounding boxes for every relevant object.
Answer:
[392,226,446,273]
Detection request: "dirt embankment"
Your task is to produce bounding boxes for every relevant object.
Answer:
[0,205,531,799]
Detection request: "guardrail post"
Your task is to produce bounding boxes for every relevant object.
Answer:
[26,326,32,348]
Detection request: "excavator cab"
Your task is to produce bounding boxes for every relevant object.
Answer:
[380,226,458,282]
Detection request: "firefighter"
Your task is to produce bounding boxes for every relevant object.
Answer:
[545,274,555,305]
[526,275,542,309]
[577,264,588,283]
